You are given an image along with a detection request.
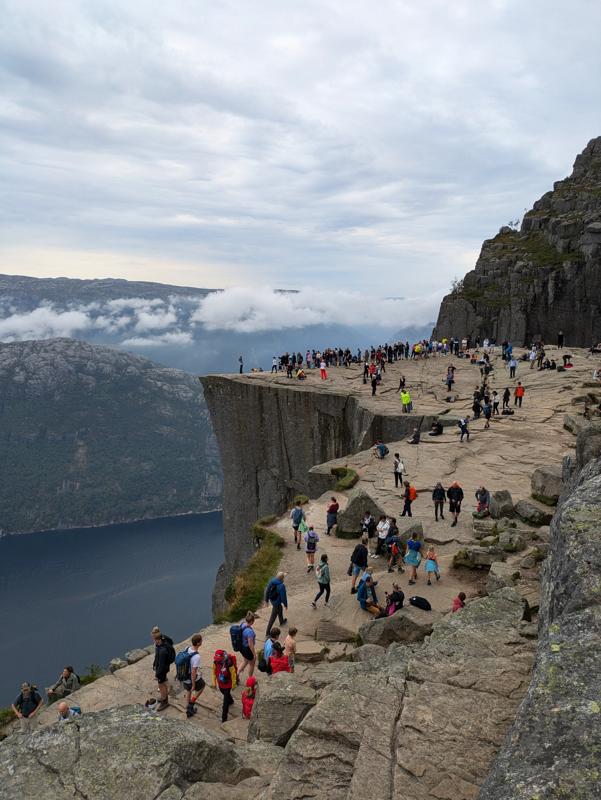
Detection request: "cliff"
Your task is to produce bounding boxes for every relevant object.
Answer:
[0,338,221,533]
[200,374,427,614]
[433,135,601,345]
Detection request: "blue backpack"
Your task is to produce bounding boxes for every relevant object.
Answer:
[175,648,196,682]
[229,623,246,652]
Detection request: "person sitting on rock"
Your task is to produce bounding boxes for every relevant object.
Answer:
[47,666,80,701]
[408,427,421,445]
[373,441,389,459]
[268,641,292,675]
[452,592,466,612]
[429,420,443,436]
[475,486,491,515]
[384,583,405,616]
[357,575,382,616]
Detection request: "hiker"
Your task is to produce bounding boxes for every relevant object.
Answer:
[362,511,378,557]
[424,545,441,585]
[284,626,298,672]
[447,482,464,527]
[387,523,404,574]
[408,427,420,445]
[429,420,443,436]
[238,355,243,374]
[350,536,369,592]
[152,626,175,711]
[502,387,511,410]
[432,482,446,521]
[557,330,564,349]
[312,553,331,607]
[305,525,319,572]
[12,682,43,734]
[357,575,382,616]
[458,415,470,442]
[241,677,257,719]
[371,374,377,396]
[492,390,500,415]
[404,531,422,585]
[177,633,205,718]
[373,440,389,459]
[400,389,412,413]
[508,356,517,378]
[452,592,467,612]
[264,572,288,636]
[290,500,305,550]
[268,642,291,674]
[401,481,417,517]
[57,702,81,722]
[237,612,257,679]
[514,382,525,407]
[271,356,278,373]
[211,649,237,723]
[475,486,490,514]
[46,666,80,700]
[326,497,339,536]
[393,452,404,488]
[483,400,492,428]
[320,359,327,380]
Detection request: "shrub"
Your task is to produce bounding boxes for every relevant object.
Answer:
[292,494,310,506]
[330,466,359,491]
[0,707,13,730]
[80,664,105,686]
[217,523,285,623]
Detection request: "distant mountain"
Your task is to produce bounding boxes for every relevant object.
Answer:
[0,338,222,534]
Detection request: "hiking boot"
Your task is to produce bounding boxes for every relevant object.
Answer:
[296,543,301,550]
[311,602,317,608]
[281,618,288,626]
[351,587,357,594]
[157,700,169,712]
[387,568,393,573]
[436,574,440,581]
[451,520,457,527]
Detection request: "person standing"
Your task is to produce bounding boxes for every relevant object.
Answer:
[371,374,378,396]
[514,382,525,407]
[350,536,369,593]
[401,481,415,517]
[502,387,511,410]
[483,400,492,429]
[403,532,422,585]
[211,649,237,723]
[290,501,305,550]
[271,356,278,373]
[508,356,517,379]
[458,415,470,442]
[264,572,288,636]
[180,634,205,719]
[432,482,446,521]
[447,481,464,527]
[305,525,320,572]
[320,359,327,380]
[375,515,390,556]
[424,545,441,585]
[393,453,404,488]
[237,612,257,679]
[312,553,331,608]
[238,355,243,374]
[326,497,339,536]
[12,682,43,734]
[557,330,564,349]
[492,390,500,415]
[152,627,175,711]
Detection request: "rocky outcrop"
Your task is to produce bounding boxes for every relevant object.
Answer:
[358,605,437,647]
[336,486,387,537]
[433,136,601,345]
[531,464,563,505]
[201,375,421,613]
[0,706,283,800]
[248,673,317,746]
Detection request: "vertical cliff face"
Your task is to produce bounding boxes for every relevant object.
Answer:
[200,375,421,614]
[433,136,601,345]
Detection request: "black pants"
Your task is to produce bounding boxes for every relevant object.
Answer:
[434,501,444,520]
[314,583,331,603]
[376,537,386,555]
[266,603,285,636]
[510,367,516,378]
[219,687,234,722]
[394,472,401,488]
[515,396,523,407]
[402,500,412,517]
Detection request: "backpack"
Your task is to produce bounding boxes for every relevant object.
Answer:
[175,648,197,682]
[409,595,432,611]
[408,486,417,502]
[291,507,304,525]
[166,641,176,665]
[214,651,236,686]
[229,623,246,652]
[267,581,280,603]
[395,459,405,474]
[306,531,317,552]
[382,445,390,456]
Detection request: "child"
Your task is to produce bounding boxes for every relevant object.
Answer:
[241,676,257,720]
[284,626,297,672]
[263,627,280,662]
[452,592,466,612]
[424,545,441,586]
[268,641,291,674]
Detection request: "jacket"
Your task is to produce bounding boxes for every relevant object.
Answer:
[241,691,256,719]
[51,672,80,695]
[357,581,378,610]
[316,562,330,584]
[432,486,446,502]
[447,486,464,504]
[350,543,368,568]
[153,635,174,676]
[269,654,291,675]
[211,653,238,690]
[265,578,288,607]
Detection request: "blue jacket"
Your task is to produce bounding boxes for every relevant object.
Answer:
[357,580,378,610]
[265,578,288,607]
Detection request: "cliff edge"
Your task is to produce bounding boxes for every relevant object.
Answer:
[433,136,601,345]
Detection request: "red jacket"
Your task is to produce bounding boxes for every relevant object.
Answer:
[241,691,256,719]
[452,596,465,613]
[269,655,291,674]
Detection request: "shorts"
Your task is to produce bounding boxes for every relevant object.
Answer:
[292,525,300,531]
[449,501,461,514]
[239,645,255,661]
[183,676,206,693]
[352,564,362,577]
[156,671,168,684]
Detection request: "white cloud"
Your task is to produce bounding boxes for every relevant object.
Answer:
[121,331,193,347]
[0,307,92,340]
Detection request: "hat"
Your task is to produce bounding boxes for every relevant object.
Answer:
[246,676,258,688]
[21,682,31,691]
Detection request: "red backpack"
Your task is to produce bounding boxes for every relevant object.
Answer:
[408,486,417,502]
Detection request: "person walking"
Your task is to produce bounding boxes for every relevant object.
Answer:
[152,626,175,711]
[264,572,288,636]
[447,481,464,527]
[237,612,257,679]
[238,355,243,374]
[424,545,441,585]
[326,497,339,536]
[508,356,517,379]
[312,553,331,608]
[304,526,319,572]
[179,633,205,719]
[371,375,377,396]
[483,401,492,428]
[514,382,525,407]
[502,387,511,410]
[211,649,237,723]
[393,453,404,488]
[401,481,416,517]
[458,415,470,442]
[557,330,564,349]
[403,532,422,585]
[400,389,412,413]
[492,390,500,415]
[290,501,305,550]
[350,536,369,593]
[12,683,43,734]
[432,482,446,521]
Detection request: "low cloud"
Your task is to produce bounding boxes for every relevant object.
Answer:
[0,307,92,341]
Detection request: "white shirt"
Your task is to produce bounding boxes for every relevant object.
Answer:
[377,520,390,540]
[187,646,201,677]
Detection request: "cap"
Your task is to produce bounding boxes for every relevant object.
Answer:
[21,682,31,691]
[246,676,258,688]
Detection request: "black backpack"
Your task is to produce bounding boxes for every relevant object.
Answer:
[267,581,280,603]
[409,595,432,611]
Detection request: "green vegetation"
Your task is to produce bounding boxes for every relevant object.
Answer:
[0,707,13,729]
[218,522,285,622]
[292,494,310,505]
[331,466,359,491]
[80,664,105,686]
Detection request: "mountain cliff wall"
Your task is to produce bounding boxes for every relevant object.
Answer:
[200,375,424,614]
[433,136,601,346]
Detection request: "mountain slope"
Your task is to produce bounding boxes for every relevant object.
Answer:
[0,338,222,534]
[433,135,601,345]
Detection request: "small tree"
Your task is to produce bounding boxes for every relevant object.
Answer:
[450,277,464,296]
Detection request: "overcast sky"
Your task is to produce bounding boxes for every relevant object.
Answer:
[1,0,600,322]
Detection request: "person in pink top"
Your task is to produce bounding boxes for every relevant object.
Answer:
[451,592,466,612]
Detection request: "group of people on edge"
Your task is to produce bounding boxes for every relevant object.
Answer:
[11,666,83,733]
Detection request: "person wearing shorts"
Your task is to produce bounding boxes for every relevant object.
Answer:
[447,482,464,527]
[238,612,257,678]
[182,634,205,718]
[290,501,305,550]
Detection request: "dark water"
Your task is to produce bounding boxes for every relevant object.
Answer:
[0,513,223,707]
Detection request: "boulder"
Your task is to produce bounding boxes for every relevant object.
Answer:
[486,562,521,593]
[472,518,496,539]
[358,606,437,647]
[109,657,127,672]
[315,594,371,642]
[0,706,260,800]
[519,554,537,570]
[247,673,317,746]
[514,499,553,526]
[453,546,506,568]
[294,641,326,664]
[490,490,514,519]
[563,413,586,435]
[498,530,527,553]
[350,644,386,662]
[530,465,563,505]
[480,535,499,546]
[575,420,601,470]
[124,648,148,665]
[396,520,424,544]
[496,517,517,531]
[294,662,346,690]
[336,487,387,538]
